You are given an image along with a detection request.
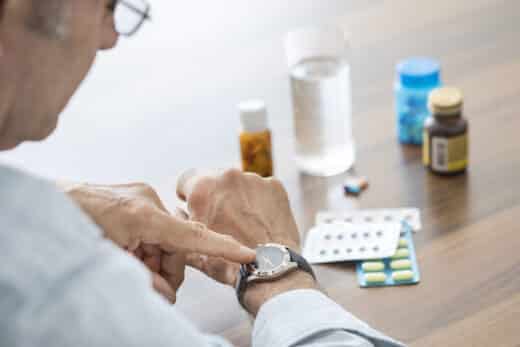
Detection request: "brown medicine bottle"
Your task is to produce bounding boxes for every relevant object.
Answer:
[238,100,273,177]
[423,87,468,175]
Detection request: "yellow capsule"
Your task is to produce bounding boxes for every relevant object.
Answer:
[390,259,412,270]
[392,270,414,282]
[398,238,408,247]
[365,272,387,283]
[391,248,410,259]
[361,262,385,272]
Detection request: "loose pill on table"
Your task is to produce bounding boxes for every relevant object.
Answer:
[391,248,410,259]
[398,238,408,247]
[392,270,414,282]
[365,272,387,283]
[362,261,385,272]
[344,176,369,196]
[390,259,412,270]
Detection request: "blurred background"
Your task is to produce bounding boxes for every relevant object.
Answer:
[0,0,372,183]
[5,0,511,183]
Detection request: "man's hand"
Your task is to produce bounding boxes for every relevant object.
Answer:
[177,169,318,315]
[177,169,301,251]
[61,182,256,303]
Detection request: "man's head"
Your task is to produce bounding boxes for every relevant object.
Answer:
[0,0,119,150]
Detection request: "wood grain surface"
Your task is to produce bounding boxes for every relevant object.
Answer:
[178,0,520,346]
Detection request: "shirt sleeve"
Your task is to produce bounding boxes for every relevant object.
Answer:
[252,289,406,347]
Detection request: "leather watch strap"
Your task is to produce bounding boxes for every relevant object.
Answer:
[287,248,316,280]
[235,264,250,307]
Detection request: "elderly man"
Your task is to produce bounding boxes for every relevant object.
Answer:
[0,1,405,346]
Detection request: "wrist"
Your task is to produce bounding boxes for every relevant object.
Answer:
[242,269,318,316]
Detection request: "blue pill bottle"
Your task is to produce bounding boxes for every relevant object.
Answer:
[395,57,441,145]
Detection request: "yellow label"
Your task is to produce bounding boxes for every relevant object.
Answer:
[423,130,430,166]
[431,134,468,172]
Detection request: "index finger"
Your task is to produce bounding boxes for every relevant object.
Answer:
[142,212,256,264]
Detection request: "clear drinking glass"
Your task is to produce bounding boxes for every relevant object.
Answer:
[285,26,355,176]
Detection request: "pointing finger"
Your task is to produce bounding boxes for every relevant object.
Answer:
[142,212,256,264]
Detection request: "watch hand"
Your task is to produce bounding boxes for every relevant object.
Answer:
[263,256,274,267]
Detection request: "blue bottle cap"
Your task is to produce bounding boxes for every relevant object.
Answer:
[397,57,440,88]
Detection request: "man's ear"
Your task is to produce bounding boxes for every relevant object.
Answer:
[99,8,118,50]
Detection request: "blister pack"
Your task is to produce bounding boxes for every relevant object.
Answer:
[316,208,422,232]
[302,222,402,264]
[356,223,420,287]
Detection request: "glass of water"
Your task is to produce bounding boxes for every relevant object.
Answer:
[285,26,355,176]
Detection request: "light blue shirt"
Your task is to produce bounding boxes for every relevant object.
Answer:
[0,165,405,347]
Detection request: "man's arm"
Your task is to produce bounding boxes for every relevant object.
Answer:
[189,257,404,347]
[178,169,406,347]
[250,276,404,346]
[1,167,403,347]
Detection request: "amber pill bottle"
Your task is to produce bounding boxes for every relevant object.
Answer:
[238,100,273,177]
[423,87,468,175]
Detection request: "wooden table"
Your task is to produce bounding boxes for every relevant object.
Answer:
[175,1,520,346]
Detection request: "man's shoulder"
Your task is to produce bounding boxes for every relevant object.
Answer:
[0,164,58,204]
[0,164,106,292]
[0,164,101,241]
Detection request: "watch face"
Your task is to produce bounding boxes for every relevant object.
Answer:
[255,245,286,272]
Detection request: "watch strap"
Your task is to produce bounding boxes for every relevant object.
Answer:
[287,248,316,280]
[235,264,250,307]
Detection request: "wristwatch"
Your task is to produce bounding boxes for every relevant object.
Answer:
[235,243,316,307]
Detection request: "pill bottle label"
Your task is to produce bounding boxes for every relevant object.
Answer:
[240,130,273,177]
[431,134,468,173]
[423,130,430,166]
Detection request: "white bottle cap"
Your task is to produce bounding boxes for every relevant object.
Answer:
[238,99,268,133]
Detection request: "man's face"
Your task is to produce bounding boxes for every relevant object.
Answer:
[0,0,119,149]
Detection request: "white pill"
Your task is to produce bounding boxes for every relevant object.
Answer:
[365,272,387,283]
[391,248,410,259]
[392,270,414,281]
[390,259,412,270]
[362,262,385,272]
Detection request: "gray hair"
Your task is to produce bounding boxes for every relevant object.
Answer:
[26,0,68,39]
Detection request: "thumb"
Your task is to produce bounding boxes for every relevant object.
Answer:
[186,253,239,286]
[143,212,256,264]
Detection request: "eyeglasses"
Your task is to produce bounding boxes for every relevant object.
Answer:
[110,0,151,36]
